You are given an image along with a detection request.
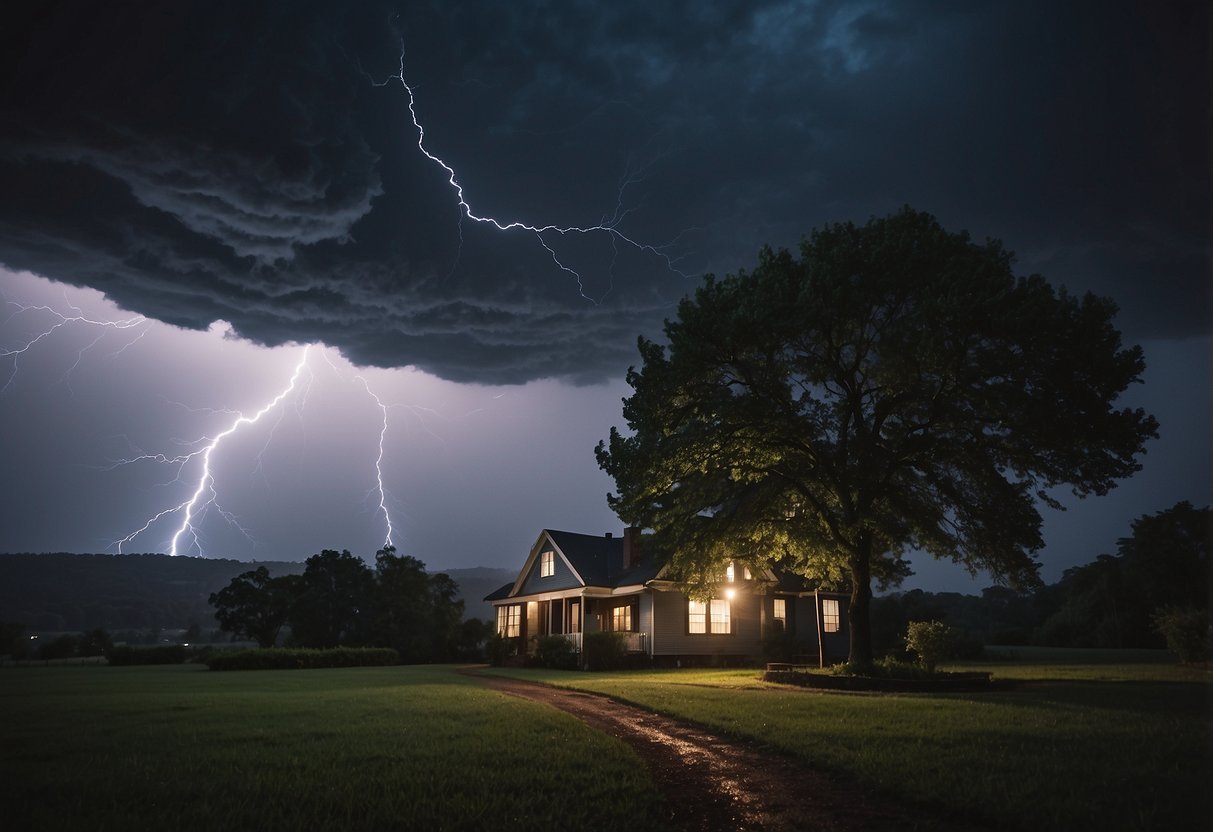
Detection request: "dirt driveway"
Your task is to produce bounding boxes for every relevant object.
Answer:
[473,672,983,831]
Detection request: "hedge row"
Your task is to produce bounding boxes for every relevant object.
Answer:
[204,647,400,671]
[105,644,188,666]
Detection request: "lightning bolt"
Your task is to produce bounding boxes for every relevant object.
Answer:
[355,375,394,549]
[374,47,692,302]
[113,346,314,556]
[1,296,148,393]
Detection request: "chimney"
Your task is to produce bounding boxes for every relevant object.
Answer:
[622,526,641,569]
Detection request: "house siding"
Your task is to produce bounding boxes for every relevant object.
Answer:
[517,541,581,595]
[650,588,763,657]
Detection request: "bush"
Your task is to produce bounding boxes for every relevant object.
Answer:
[38,635,79,661]
[826,657,931,680]
[905,620,952,674]
[485,633,517,667]
[203,647,399,671]
[583,631,626,671]
[105,644,188,666]
[1152,606,1212,663]
[761,621,795,662]
[534,635,578,670]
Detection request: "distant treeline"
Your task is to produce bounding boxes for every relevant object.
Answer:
[0,552,511,636]
[872,502,1210,653]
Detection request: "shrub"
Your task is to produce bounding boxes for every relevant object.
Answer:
[38,635,79,661]
[485,633,517,667]
[583,631,626,671]
[105,644,188,666]
[203,647,399,671]
[1152,606,1212,663]
[761,621,795,662]
[534,635,578,670]
[905,620,952,674]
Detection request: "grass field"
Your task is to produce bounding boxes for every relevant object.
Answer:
[0,664,665,831]
[487,650,1213,831]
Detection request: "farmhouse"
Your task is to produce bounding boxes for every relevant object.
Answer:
[485,527,849,665]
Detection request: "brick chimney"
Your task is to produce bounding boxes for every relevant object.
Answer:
[622,526,641,569]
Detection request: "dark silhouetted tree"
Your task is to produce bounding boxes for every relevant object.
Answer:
[597,208,1158,665]
[209,567,299,648]
[289,550,374,648]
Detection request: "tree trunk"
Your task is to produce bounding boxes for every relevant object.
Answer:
[848,535,874,667]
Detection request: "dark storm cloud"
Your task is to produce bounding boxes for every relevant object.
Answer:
[1,1,1207,384]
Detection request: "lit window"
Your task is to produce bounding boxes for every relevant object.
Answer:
[725,563,735,582]
[688,600,706,634]
[569,601,581,633]
[612,605,632,632]
[540,550,555,578]
[773,598,786,625]
[496,605,520,637]
[743,566,752,580]
[822,598,840,633]
[710,599,731,634]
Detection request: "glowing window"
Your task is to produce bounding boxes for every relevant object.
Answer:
[496,605,520,637]
[710,599,731,634]
[743,566,752,580]
[822,598,840,633]
[612,605,632,632]
[688,600,706,634]
[569,601,581,634]
[725,563,735,582]
[773,598,786,625]
[540,550,554,577]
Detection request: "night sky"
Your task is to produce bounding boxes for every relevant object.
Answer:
[1,1,1208,592]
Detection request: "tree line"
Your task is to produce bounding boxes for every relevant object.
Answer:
[869,502,1210,655]
[209,547,490,663]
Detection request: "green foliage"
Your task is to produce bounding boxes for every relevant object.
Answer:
[485,632,516,666]
[1036,502,1210,648]
[105,644,188,665]
[596,207,1157,664]
[826,656,931,679]
[1152,606,1212,663]
[533,635,578,670]
[905,620,952,673]
[78,628,113,657]
[760,620,796,662]
[208,566,298,648]
[288,550,375,648]
[204,647,399,671]
[583,630,626,671]
[37,634,79,661]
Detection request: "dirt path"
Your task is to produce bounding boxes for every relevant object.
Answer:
[473,672,981,831]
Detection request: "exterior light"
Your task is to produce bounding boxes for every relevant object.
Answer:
[725,588,736,600]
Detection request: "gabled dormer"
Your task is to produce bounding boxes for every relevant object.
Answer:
[510,530,586,596]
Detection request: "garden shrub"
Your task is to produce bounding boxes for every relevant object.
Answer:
[204,647,399,671]
[583,631,626,671]
[1152,606,1212,663]
[485,633,516,666]
[905,620,952,674]
[534,635,578,669]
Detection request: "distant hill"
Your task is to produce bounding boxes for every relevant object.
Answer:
[443,567,515,622]
[0,553,512,633]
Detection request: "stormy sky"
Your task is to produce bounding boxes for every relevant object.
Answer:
[0,0,1208,592]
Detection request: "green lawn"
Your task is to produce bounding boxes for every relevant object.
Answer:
[485,653,1213,831]
[0,664,665,831]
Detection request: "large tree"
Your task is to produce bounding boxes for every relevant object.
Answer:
[596,208,1158,664]
[208,566,299,648]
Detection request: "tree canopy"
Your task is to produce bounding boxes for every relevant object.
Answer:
[596,208,1158,664]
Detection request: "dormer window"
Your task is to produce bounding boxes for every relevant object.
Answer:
[540,550,555,578]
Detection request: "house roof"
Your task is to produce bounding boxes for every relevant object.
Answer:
[483,582,514,602]
[545,529,665,587]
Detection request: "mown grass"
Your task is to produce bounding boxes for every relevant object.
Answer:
[0,664,665,831]
[486,652,1212,831]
